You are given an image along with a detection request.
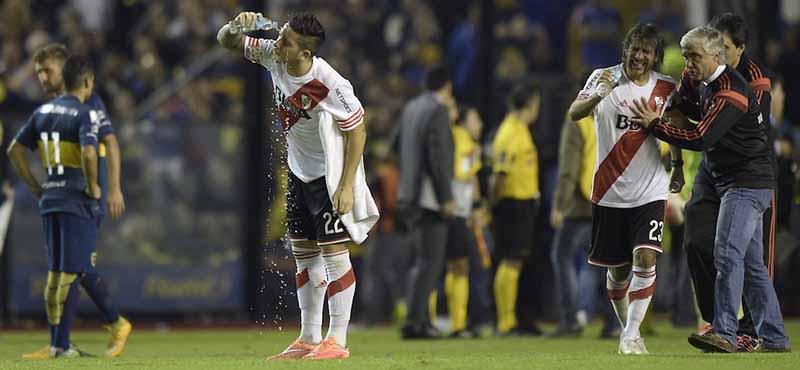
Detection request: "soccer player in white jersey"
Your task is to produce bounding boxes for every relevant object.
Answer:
[567,23,683,355]
[218,12,372,360]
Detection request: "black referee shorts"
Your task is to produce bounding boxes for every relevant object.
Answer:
[492,199,539,260]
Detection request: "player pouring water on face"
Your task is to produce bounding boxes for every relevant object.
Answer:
[567,22,683,355]
[217,11,379,360]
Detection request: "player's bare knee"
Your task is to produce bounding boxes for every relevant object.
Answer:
[292,240,320,251]
[633,248,657,268]
[320,241,351,255]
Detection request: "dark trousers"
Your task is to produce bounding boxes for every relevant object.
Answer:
[404,209,449,326]
[683,179,775,336]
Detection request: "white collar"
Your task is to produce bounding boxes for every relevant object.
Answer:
[703,65,726,85]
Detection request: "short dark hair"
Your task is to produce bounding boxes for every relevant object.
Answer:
[289,12,326,55]
[424,65,450,91]
[709,13,748,47]
[622,22,665,70]
[62,55,93,91]
[507,80,540,111]
[33,43,69,65]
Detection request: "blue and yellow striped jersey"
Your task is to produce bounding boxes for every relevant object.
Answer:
[14,94,102,218]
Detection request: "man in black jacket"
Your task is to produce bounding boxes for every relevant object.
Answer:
[394,65,456,339]
[678,14,777,351]
[631,26,790,353]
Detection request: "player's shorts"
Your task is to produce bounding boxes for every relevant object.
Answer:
[589,200,665,267]
[492,199,539,260]
[43,212,99,273]
[446,217,473,260]
[287,171,351,246]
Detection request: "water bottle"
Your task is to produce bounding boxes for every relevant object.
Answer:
[596,64,623,98]
[229,13,279,34]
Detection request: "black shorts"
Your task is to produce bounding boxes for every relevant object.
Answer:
[589,200,665,267]
[287,171,351,245]
[446,217,473,260]
[492,199,539,260]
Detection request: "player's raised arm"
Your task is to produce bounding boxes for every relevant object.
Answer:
[568,69,616,121]
[217,12,262,51]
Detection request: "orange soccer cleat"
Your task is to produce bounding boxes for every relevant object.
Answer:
[302,338,350,360]
[267,339,318,360]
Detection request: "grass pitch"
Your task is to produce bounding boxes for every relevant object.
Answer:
[1,320,798,370]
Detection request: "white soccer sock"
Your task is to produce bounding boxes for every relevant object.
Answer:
[293,245,326,344]
[623,265,656,339]
[323,250,356,347]
[606,270,631,331]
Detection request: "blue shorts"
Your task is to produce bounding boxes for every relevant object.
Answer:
[42,213,99,273]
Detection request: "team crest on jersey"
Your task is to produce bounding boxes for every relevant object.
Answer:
[301,95,313,110]
[273,79,330,129]
[654,96,664,109]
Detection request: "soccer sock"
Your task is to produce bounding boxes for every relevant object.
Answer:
[80,272,120,324]
[445,271,469,332]
[54,278,82,351]
[323,249,355,347]
[49,325,57,348]
[494,263,521,333]
[623,265,656,339]
[428,291,438,326]
[606,270,631,331]
[293,245,326,345]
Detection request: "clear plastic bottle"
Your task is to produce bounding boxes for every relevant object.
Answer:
[229,14,279,33]
[596,63,623,98]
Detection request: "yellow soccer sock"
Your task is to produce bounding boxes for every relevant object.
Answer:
[445,272,469,332]
[494,263,521,333]
[428,290,438,325]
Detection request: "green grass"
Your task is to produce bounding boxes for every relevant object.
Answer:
[1,321,798,370]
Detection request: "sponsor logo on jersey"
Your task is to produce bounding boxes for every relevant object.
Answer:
[335,88,352,114]
[615,114,642,131]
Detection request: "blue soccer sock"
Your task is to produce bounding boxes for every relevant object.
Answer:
[49,324,57,348]
[54,279,82,350]
[80,272,120,324]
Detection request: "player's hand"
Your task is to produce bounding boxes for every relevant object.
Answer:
[629,97,660,128]
[441,199,457,219]
[550,208,564,229]
[595,69,620,93]
[670,166,685,193]
[106,188,126,219]
[332,185,354,215]
[85,183,101,200]
[30,185,43,200]
[232,11,262,32]
[2,181,14,198]
[470,204,490,228]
